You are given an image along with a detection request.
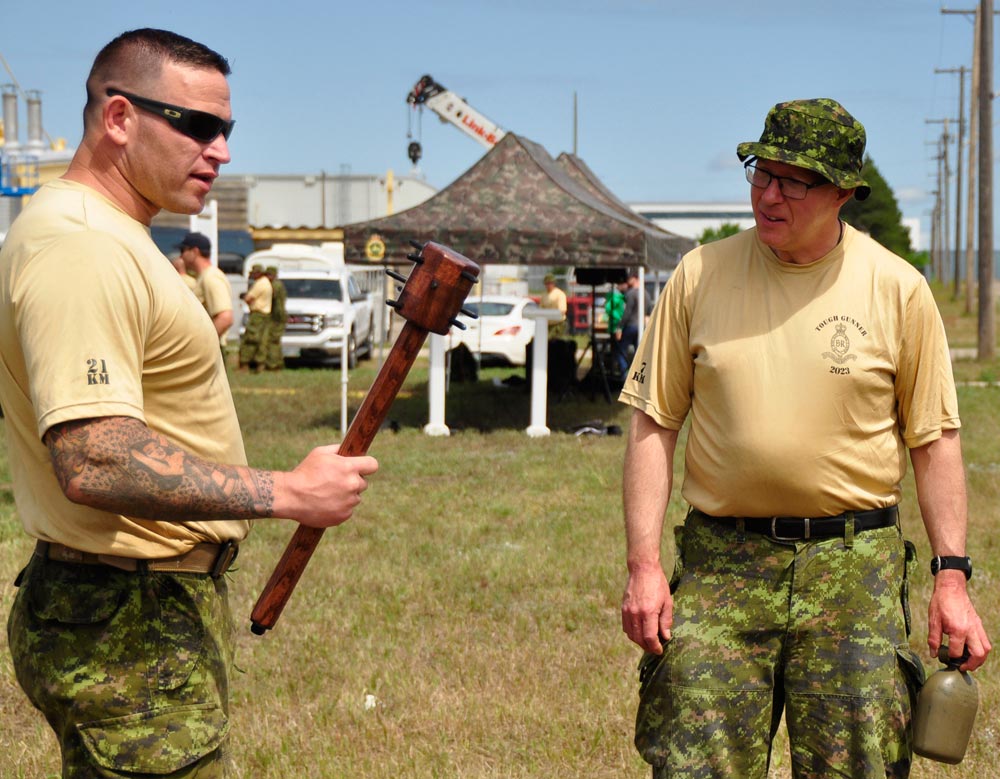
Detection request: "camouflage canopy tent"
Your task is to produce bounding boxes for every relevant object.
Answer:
[340,133,694,270]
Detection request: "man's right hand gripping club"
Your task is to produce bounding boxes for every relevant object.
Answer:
[274,444,379,528]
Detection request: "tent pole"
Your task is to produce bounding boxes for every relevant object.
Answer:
[637,266,645,344]
[573,91,578,156]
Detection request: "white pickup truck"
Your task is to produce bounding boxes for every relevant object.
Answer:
[242,244,376,367]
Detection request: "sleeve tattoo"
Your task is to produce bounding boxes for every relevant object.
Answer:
[45,416,274,521]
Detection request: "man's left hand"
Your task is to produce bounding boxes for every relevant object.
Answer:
[927,572,991,671]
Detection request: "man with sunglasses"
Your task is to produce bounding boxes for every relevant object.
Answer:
[619,98,990,778]
[0,28,378,777]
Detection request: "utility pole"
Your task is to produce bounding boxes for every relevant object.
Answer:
[936,67,967,299]
[931,188,941,280]
[941,6,1000,318]
[926,139,941,278]
[927,120,953,282]
[929,189,939,278]
[967,10,981,315]
[978,0,995,359]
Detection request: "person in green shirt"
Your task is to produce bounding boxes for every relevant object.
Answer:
[604,283,626,377]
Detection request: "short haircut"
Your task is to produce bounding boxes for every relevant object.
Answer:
[84,28,231,128]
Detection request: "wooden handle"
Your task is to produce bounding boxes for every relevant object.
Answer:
[250,242,479,635]
[250,325,424,634]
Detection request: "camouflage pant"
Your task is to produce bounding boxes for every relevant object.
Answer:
[265,323,286,370]
[238,312,271,366]
[7,553,237,778]
[635,509,924,779]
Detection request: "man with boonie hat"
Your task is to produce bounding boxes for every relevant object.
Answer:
[618,98,990,777]
[738,97,872,199]
[539,271,567,335]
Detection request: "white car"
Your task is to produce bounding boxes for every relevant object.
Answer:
[449,294,539,366]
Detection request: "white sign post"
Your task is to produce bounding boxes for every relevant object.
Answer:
[189,199,219,266]
[423,333,450,436]
[525,308,565,437]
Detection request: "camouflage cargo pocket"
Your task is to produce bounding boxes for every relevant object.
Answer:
[76,703,229,774]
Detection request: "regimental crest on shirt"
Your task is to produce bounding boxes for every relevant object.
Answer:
[821,322,857,364]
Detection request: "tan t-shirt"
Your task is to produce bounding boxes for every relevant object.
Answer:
[245,275,272,314]
[619,225,960,518]
[540,286,567,325]
[195,264,233,346]
[0,179,250,556]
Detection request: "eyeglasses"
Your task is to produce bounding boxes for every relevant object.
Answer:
[744,161,828,201]
[106,88,235,143]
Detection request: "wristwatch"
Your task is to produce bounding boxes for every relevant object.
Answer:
[930,555,973,580]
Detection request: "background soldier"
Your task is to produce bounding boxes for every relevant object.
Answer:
[180,231,233,352]
[264,265,286,371]
[172,253,197,291]
[540,272,567,336]
[239,263,272,372]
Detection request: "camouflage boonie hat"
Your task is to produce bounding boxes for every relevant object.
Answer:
[737,98,871,201]
[265,265,278,275]
[250,264,264,273]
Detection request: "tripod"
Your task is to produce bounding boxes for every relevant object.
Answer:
[576,283,613,403]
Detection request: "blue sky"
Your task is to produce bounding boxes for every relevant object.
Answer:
[2,0,988,248]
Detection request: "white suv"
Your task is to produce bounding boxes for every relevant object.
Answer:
[277,269,375,367]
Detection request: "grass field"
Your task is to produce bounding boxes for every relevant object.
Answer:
[1,283,998,778]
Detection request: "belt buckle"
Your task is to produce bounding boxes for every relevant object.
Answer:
[211,541,239,578]
[53,545,85,564]
[770,517,810,541]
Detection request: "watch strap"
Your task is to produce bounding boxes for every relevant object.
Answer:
[931,555,972,580]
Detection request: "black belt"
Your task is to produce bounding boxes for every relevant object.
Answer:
[694,505,899,541]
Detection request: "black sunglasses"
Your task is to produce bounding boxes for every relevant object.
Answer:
[106,88,235,143]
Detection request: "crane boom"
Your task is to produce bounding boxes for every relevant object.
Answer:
[406,75,507,164]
